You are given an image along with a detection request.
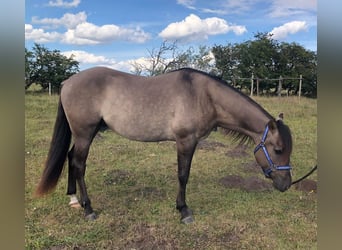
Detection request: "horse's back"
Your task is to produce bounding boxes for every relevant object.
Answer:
[60,67,215,142]
[61,67,138,90]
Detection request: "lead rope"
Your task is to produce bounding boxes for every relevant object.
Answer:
[291,165,317,185]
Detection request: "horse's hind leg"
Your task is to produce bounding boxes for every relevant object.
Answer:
[69,137,96,220]
[66,145,81,208]
[175,136,197,224]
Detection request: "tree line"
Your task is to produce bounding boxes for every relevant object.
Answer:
[212,33,317,97]
[25,44,79,92]
[25,32,317,97]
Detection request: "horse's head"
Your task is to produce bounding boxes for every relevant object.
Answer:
[254,114,293,192]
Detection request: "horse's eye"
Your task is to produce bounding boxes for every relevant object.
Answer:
[274,149,282,155]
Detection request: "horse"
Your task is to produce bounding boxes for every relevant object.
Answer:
[36,67,292,223]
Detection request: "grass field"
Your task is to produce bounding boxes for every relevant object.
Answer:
[25,92,317,249]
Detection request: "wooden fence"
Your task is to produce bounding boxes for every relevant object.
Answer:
[234,74,303,97]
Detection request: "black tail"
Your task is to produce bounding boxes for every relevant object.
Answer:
[36,99,71,196]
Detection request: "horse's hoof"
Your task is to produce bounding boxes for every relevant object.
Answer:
[85,212,97,221]
[181,215,194,224]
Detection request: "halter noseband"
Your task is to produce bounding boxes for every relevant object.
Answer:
[254,124,292,178]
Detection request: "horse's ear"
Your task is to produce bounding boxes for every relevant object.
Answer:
[267,119,277,131]
[276,112,284,121]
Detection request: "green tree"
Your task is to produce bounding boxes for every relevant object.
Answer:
[212,33,317,97]
[211,43,239,84]
[25,48,35,89]
[278,42,317,97]
[25,43,79,92]
[233,33,280,93]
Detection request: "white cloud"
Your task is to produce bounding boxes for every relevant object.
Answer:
[62,50,115,64]
[220,0,257,14]
[61,29,100,45]
[32,12,87,29]
[48,0,81,8]
[159,14,246,42]
[269,21,308,40]
[61,48,215,74]
[26,12,151,45]
[73,22,150,44]
[177,0,196,10]
[25,24,62,43]
[200,8,227,15]
[61,50,145,73]
[269,0,317,18]
[177,0,260,15]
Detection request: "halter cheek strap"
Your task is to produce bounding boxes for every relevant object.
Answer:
[254,124,292,178]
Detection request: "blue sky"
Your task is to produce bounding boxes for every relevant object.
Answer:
[25,0,317,72]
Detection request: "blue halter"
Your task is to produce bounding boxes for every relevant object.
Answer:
[254,124,292,178]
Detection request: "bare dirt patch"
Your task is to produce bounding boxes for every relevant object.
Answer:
[219,174,272,192]
[242,176,273,192]
[225,144,249,158]
[241,161,262,174]
[219,175,245,189]
[103,169,135,186]
[124,223,177,250]
[220,169,317,193]
[293,179,317,193]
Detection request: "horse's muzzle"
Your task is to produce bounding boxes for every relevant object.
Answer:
[271,172,292,192]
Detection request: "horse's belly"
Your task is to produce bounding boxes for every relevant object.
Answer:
[103,112,175,142]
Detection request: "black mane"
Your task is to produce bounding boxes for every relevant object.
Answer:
[276,120,293,154]
[176,68,272,118]
[175,68,275,145]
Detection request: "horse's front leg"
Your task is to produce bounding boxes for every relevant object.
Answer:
[176,136,197,224]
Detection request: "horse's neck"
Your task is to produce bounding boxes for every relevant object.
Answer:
[211,84,272,143]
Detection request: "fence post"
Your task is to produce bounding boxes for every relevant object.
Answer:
[298,74,302,98]
[277,76,282,96]
[250,73,254,97]
[48,82,51,96]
